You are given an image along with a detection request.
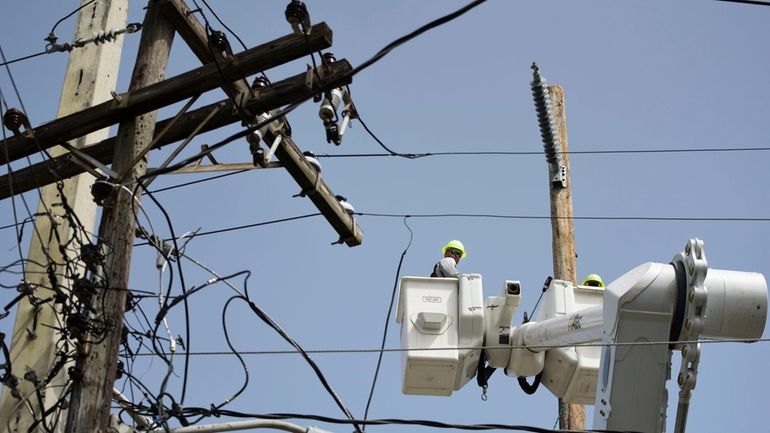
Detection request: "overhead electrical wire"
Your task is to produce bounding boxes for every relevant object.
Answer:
[362,217,414,429]
[219,273,364,433]
[133,337,770,358]
[347,0,487,78]
[173,410,658,433]
[0,0,131,68]
[195,0,250,51]
[715,0,770,5]
[355,212,770,223]
[0,51,49,68]
[136,183,194,405]
[49,0,97,38]
[132,213,322,247]
[128,144,770,197]
[6,209,765,239]
[356,113,419,159]
[313,146,770,158]
[145,169,250,194]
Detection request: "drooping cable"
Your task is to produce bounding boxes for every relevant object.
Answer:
[236,281,363,433]
[176,409,641,433]
[0,51,48,68]
[715,0,770,5]
[312,146,770,158]
[362,216,413,428]
[49,0,98,38]
[356,114,420,159]
[146,169,250,194]
[136,183,193,405]
[133,213,323,247]
[347,0,488,78]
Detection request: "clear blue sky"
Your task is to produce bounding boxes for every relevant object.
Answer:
[1,1,769,432]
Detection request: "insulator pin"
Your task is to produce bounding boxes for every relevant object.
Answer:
[3,108,27,133]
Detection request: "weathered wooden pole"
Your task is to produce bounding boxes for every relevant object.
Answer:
[64,3,174,432]
[531,63,585,430]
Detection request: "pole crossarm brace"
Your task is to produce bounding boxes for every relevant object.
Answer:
[0,60,353,200]
[0,22,334,166]
[150,161,283,174]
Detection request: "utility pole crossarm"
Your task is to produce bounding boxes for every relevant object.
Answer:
[0,60,353,200]
[275,134,363,247]
[0,22,333,166]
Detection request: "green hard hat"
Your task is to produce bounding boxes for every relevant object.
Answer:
[581,274,605,288]
[441,240,467,259]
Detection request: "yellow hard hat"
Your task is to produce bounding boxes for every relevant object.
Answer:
[441,240,467,259]
[581,274,605,288]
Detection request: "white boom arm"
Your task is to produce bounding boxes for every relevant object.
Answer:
[397,239,767,433]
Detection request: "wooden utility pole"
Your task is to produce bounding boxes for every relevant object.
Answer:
[531,63,585,430]
[546,85,586,430]
[0,1,361,429]
[64,3,174,432]
[0,1,127,431]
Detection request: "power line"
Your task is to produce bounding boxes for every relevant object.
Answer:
[146,170,250,194]
[132,146,770,196]
[0,51,49,68]
[49,0,98,37]
[348,0,488,78]
[186,411,614,433]
[0,1,99,67]
[363,217,414,428]
[715,0,770,5]
[134,337,770,357]
[6,209,768,236]
[313,146,770,159]
[355,212,770,223]
[133,213,322,246]
[195,0,249,51]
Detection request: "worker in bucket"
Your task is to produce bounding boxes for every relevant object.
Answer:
[581,273,605,288]
[431,240,466,278]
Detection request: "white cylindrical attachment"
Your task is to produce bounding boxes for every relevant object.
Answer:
[264,134,283,162]
[483,287,521,369]
[507,323,545,377]
[701,269,767,340]
[338,112,351,137]
[318,88,343,121]
[522,306,603,352]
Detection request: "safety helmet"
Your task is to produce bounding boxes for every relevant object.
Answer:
[441,240,467,259]
[581,274,605,288]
